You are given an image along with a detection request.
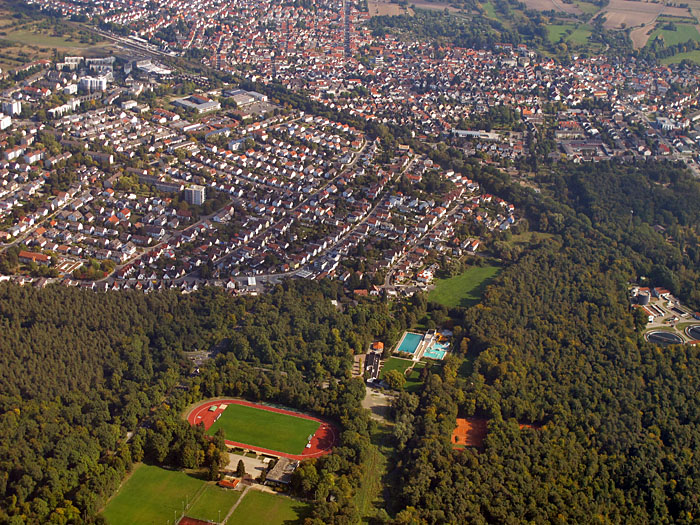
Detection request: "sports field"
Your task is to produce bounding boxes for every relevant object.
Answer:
[101,464,206,524]
[206,403,320,455]
[227,490,310,525]
[427,264,501,308]
[186,484,240,523]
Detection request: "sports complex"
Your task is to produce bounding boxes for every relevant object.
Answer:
[186,399,337,460]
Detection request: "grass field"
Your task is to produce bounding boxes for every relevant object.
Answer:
[354,425,391,520]
[101,464,206,525]
[380,357,426,392]
[207,404,320,455]
[380,357,414,377]
[547,23,593,45]
[427,264,501,308]
[648,23,700,47]
[1,29,91,48]
[404,362,427,393]
[573,0,601,14]
[227,490,310,525]
[661,50,700,64]
[187,484,240,523]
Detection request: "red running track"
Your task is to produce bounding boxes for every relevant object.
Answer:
[186,399,337,460]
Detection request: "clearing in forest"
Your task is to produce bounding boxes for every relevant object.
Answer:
[428,264,501,308]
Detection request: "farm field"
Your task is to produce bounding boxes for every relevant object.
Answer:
[600,0,692,29]
[427,264,501,308]
[207,403,320,455]
[101,464,206,525]
[521,0,582,14]
[647,23,700,46]
[186,484,240,523]
[368,0,412,16]
[227,490,310,525]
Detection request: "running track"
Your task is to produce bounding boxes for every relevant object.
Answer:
[186,399,337,460]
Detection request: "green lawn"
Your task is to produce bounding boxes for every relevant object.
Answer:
[101,464,206,525]
[661,50,700,65]
[187,484,240,523]
[547,23,592,45]
[207,404,320,455]
[227,490,310,525]
[404,363,427,393]
[379,357,426,392]
[380,357,414,377]
[648,23,700,47]
[427,264,501,308]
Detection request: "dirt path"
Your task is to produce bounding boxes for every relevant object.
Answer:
[221,485,250,524]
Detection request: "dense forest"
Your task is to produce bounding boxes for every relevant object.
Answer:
[0,281,404,524]
[385,158,700,523]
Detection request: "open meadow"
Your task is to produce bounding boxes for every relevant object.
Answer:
[427,264,501,308]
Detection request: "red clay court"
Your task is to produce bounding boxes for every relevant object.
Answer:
[186,399,338,460]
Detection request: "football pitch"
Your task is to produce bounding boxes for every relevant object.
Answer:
[227,489,310,524]
[101,464,207,524]
[207,403,320,455]
[101,463,308,525]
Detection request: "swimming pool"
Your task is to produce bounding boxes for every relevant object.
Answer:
[424,348,446,360]
[424,341,448,360]
[397,332,423,354]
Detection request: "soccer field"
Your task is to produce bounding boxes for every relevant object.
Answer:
[187,484,240,522]
[101,464,205,525]
[207,403,320,455]
[227,490,310,525]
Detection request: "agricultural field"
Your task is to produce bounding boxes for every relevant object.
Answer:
[521,0,582,14]
[227,490,310,525]
[368,0,413,16]
[647,23,700,46]
[599,0,692,30]
[101,464,208,525]
[206,403,320,455]
[427,264,501,308]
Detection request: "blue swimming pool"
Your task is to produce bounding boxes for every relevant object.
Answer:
[424,342,448,360]
[424,349,446,360]
[397,332,423,354]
